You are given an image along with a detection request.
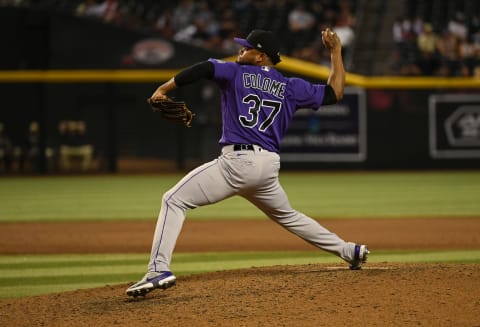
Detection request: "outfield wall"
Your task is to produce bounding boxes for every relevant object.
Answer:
[2,73,478,172]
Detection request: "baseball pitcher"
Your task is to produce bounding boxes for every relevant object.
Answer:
[127,28,369,297]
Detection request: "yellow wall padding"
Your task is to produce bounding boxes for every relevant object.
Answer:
[0,55,478,89]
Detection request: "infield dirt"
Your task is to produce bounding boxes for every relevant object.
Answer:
[1,218,479,326]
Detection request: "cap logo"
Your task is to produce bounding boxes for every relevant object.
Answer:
[257,43,262,48]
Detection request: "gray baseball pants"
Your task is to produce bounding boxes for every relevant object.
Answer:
[147,145,357,272]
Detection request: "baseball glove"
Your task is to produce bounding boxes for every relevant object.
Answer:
[147,98,195,127]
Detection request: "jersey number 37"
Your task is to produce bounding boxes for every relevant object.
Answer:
[239,94,282,132]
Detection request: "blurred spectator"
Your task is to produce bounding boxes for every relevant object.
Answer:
[22,121,41,172]
[291,21,331,65]
[411,15,423,36]
[417,23,437,55]
[153,8,175,39]
[458,34,477,76]
[173,0,221,50]
[415,23,441,76]
[400,16,416,43]
[288,2,316,32]
[392,16,417,61]
[291,1,356,67]
[448,12,468,41]
[218,8,241,55]
[285,2,316,53]
[171,0,195,33]
[58,120,94,172]
[436,30,461,76]
[19,121,55,172]
[333,11,355,57]
[0,122,13,172]
[392,16,405,48]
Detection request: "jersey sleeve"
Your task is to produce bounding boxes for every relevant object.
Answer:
[207,58,238,83]
[288,77,326,109]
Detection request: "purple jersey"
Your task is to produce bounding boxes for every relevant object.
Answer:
[209,58,326,153]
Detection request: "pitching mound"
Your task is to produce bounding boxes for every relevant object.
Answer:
[1,263,479,326]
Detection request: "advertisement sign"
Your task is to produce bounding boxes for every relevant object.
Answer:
[429,94,480,158]
[280,87,366,162]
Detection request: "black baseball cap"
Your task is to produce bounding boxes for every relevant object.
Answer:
[234,29,281,64]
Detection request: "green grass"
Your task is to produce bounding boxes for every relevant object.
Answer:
[1,171,480,222]
[0,250,479,299]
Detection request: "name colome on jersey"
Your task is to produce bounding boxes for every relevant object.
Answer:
[242,73,286,99]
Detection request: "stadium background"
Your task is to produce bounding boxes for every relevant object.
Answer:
[0,1,479,173]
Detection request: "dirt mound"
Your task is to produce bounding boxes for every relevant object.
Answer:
[1,263,479,326]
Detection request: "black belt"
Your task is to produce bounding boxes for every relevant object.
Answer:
[233,144,255,151]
